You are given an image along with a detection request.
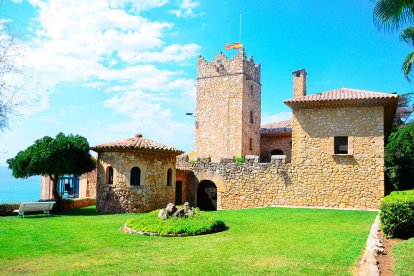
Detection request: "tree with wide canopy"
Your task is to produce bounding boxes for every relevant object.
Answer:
[7,133,96,206]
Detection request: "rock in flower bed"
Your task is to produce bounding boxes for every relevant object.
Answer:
[124,203,226,237]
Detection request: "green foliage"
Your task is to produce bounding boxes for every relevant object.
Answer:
[188,159,197,164]
[373,0,414,80]
[380,190,414,238]
[391,238,414,276]
[6,132,96,178]
[385,123,414,191]
[0,206,376,274]
[234,156,245,164]
[126,208,226,235]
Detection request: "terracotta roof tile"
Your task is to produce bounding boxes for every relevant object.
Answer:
[284,88,398,107]
[91,134,184,154]
[261,119,292,134]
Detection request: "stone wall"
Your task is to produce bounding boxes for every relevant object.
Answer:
[178,105,386,210]
[96,151,177,213]
[260,135,292,162]
[195,49,261,162]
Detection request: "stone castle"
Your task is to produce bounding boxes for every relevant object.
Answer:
[41,48,399,212]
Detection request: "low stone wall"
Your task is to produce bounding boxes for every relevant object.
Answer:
[59,198,96,211]
[177,154,383,210]
[0,203,20,216]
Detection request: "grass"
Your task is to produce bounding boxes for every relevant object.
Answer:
[0,206,376,275]
[127,208,225,235]
[392,238,414,276]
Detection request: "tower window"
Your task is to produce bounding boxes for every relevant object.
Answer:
[250,84,253,95]
[249,138,253,151]
[217,59,222,65]
[334,136,348,154]
[106,166,113,185]
[250,111,254,124]
[130,167,141,186]
[166,168,172,186]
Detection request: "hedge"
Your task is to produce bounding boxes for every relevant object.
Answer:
[380,189,414,238]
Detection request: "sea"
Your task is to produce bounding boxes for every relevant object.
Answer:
[0,166,40,203]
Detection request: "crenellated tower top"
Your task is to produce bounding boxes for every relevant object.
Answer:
[197,48,261,84]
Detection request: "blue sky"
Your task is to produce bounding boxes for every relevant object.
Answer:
[0,0,412,166]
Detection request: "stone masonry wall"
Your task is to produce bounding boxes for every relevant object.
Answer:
[178,105,386,210]
[260,135,292,163]
[96,151,176,213]
[195,49,261,162]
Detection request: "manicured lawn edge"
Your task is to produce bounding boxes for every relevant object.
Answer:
[121,224,227,237]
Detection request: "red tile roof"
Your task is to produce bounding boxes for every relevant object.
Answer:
[284,88,398,108]
[91,134,184,154]
[261,119,292,129]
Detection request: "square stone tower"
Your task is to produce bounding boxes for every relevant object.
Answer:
[195,48,261,162]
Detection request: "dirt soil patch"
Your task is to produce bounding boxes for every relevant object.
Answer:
[377,229,404,276]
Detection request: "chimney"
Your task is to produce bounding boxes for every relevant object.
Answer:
[292,69,307,98]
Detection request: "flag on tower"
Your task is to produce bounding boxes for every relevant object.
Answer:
[225,42,243,50]
[232,42,243,49]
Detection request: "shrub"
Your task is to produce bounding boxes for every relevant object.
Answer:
[235,156,245,164]
[380,189,414,238]
[126,208,226,236]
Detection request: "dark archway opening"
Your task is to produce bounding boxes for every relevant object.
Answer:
[197,180,217,211]
[271,149,284,155]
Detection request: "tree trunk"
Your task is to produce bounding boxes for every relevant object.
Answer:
[49,174,62,210]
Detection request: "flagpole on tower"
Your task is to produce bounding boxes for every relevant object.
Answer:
[239,9,242,44]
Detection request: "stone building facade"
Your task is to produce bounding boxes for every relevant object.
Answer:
[69,47,398,213]
[91,134,183,213]
[178,48,398,211]
[195,49,261,162]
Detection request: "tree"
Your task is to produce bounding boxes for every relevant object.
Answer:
[0,18,23,130]
[385,122,414,191]
[373,0,414,80]
[7,133,96,206]
[392,92,414,130]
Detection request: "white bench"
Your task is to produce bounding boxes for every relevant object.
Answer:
[14,202,56,218]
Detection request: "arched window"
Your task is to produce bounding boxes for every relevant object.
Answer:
[250,110,254,124]
[130,167,141,186]
[271,149,284,156]
[166,168,172,186]
[106,166,113,184]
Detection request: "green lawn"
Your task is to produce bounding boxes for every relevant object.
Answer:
[392,238,414,276]
[0,206,376,275]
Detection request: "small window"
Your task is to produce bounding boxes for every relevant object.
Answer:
[130,167,141,186]
[334,136,348,154]
[271,149,284,155]
[250,110,254,124]
[249,138,253,151]
[295,72,301,77]
[217,59,222,65]
[106,166,113,184]
[167,168,172,186]
[250,84,253,95]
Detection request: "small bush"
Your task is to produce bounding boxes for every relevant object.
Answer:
[380,189,414,238]
[126,208,226,236]
[235,156,245,164]
[188,160,197,164]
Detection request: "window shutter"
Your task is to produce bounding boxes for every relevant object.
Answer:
[348,136,354,155]
[327,137,334,155]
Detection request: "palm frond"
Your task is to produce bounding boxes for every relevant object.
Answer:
[400,26,414,45]
[402,51,414,81]
[373,0,414,33]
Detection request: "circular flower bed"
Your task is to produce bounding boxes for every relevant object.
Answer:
[123,208,226,237]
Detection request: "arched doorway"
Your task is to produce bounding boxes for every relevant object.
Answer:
[271,149,284,155]
[197,180,217,211]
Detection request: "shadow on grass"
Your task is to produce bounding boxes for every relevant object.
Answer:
[52,206,128,217]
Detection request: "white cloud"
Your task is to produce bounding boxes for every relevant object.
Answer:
[2,0,200,159]
[261,111,292,125]
[169,0,201,18]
